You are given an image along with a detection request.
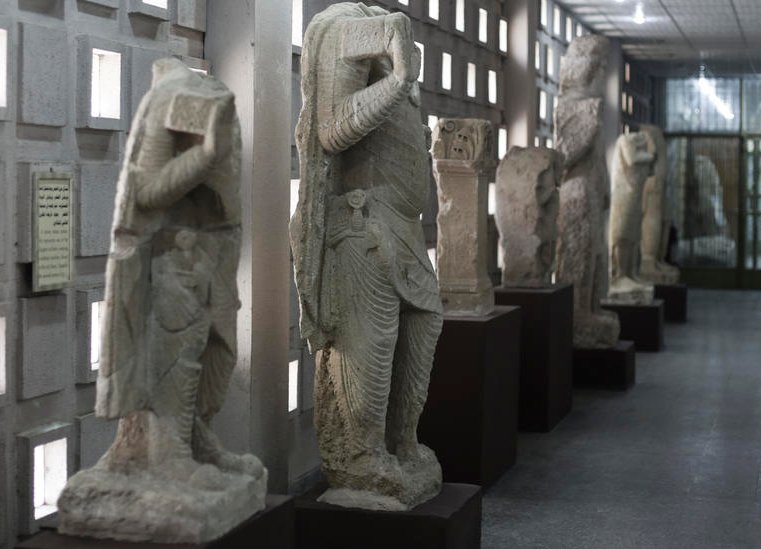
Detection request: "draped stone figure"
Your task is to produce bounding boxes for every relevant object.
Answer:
[554,35,620,349]
[495,147,563,288]
[608,132,656,303]
[290,3,443,511]
[57,59,266,544]
[640,124,680,284]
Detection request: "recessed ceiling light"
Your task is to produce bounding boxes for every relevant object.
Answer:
[633,3,645,24]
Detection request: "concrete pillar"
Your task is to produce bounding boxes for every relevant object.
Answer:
[205,1,292,493]
[505,0,538,149]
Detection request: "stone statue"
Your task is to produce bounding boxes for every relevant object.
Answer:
[495,146,562,288]
[639,125,680,284]
[681,154,735,263]
[57,58,266,544]
[554,35,620,349]
[290,3,443,511]
[608,132,656,304]
[431,118,496,315]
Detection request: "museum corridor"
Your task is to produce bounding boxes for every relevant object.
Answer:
[483,290,761,548]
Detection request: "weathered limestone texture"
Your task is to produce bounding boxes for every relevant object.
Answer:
[431,118,496,315]
[554,35,620,349]
[495,146,562,288]
[608,132,656,304]
[290,4,443,512]
[57,59,267,544]
[640,125,680,284]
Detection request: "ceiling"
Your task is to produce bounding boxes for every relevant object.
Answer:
[557,0,761,77]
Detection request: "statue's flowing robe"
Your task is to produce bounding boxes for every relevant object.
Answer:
[290,2,441,355]
[96,67,241,419]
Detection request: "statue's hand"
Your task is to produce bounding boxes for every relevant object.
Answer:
[384,13,419,83]
[202,101,233,161]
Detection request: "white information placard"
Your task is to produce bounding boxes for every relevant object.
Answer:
[33,173,73,292]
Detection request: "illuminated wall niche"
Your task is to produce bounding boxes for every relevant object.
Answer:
[0,28,7,109]
[33,438,67,519]
[17,423,73,534]
[91,48,121,119]
[90,301,103,371]
[0,315,6,397]
[441,52,452,91]
[289,359,299,412]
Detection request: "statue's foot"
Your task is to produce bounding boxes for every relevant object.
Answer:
[395,441,438,469]
[192,419,266,479]
[214,452,265,479]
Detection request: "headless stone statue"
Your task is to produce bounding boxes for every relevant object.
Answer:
[291,3,443,511]
[608,132,656,304]
[639,125,680,284]
[554,35,620,349]
[431,118,496,315]
[682,154,735,263]
[495,147,562,288]
[57,59,266,544]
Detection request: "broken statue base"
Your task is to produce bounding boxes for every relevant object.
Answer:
[57,463,267,544]
[316,456,442,512]
[20,496,291,549]
[607,277,654,305]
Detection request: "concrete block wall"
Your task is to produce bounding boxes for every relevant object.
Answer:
[0,0,206,545]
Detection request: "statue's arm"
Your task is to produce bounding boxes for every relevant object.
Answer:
[316,14,419,154]
[556,98,602,169]
[135,124,214,210]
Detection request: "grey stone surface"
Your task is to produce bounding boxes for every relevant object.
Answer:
[18,23,68,127]
[554,35,620,349]
[495,146,562,288]
[291,3,442,511]
[639,124,680,284]
[82,0,120,8]
[176,0,206,32]
[58,59,266,544]
[432,118,496,316]
[76,412,117,469]
[77,163,119,257]
[20,294,68,400]
[608,132,655,304]
[129,46,164,119]
[483,290,761,549]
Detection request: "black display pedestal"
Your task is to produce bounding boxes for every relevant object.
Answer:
[573,341,636,391]
[295,483,481,549]
[419,306,521,487]
[16,496,294,549]
[654,284,688,323]
[494,284,573,433]
[602,299,665,352]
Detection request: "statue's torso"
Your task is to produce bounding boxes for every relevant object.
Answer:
[340,98,429,218]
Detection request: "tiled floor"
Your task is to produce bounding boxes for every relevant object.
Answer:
[482,290,761,548]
